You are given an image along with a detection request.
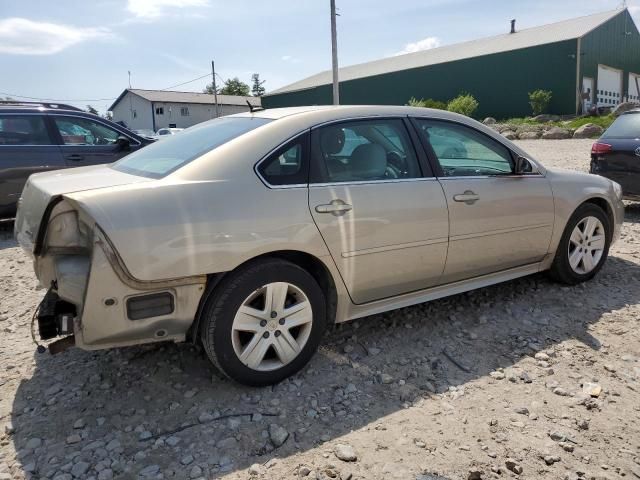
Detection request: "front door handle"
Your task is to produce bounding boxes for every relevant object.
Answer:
[65,154,84,161]
[453,190,480,205]
[315,200,353,216]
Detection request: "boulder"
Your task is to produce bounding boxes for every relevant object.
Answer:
[541,127,571,140]
[501,130,517,140]
[518,131,540,140]
[612,101,640,117]
[483,117,497,125]
[573,123,604,139]
[533,114,561,123]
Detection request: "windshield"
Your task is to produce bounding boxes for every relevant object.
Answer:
[113,116,272,178]
[602,113,640,139]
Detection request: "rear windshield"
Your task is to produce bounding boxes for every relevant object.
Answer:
[602,113,640,139]
[112,116,272,178]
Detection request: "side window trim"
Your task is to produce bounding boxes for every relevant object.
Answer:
[410,117,521,178]
[254,130,310,189]
[309,117,427,185]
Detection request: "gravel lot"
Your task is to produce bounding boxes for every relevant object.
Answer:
[1,139,639,480]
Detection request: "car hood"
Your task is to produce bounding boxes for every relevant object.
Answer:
[15,165,151,253]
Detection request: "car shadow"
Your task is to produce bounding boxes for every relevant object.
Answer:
[0,220,16,250]
[623,201,640,224]
[6,253,640,479]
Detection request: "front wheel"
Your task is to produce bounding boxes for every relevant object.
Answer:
[549,203,611,285]
[200,259,327,386]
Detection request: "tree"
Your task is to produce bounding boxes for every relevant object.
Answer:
[220,77,250,96]
[86,105,99,115]
[251,73,266,97]
[407,97,447,110]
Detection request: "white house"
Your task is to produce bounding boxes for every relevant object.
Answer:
[109,89,261,131]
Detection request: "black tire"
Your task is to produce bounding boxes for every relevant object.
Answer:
[549,203,611,285]
[200,258,326,386]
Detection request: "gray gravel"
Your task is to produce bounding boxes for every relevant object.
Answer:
[1,139,639,480]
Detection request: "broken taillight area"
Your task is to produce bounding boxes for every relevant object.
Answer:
[37,288,77,340]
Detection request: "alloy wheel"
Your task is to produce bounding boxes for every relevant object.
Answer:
[568,216,606,275]
[231,282,313,371]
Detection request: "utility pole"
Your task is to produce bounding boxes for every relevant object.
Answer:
[128,71,132,88]
[211,61,220,118]
[330,0,340,105]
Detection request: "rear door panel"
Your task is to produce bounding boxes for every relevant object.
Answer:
[0,114,65,217]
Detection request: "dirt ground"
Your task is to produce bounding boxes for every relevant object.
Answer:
[0,138,639,480]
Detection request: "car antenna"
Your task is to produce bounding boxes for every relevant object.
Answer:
[246,100,264,113]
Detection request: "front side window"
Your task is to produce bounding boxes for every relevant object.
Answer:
[311,119,421,183]
[415,119,513,176]
[0,115,51,145]
[257,135,308,186]
[113,116,271,178]
[53,116,121,146]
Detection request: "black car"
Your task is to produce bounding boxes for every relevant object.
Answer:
[0,101,153,218]
[590,109,640,200]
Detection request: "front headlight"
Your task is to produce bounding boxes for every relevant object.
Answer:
[611,181,623,200]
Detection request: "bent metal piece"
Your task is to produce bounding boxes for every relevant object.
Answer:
[94,226,207,291]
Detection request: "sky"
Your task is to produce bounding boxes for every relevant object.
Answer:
[0,0,638,114]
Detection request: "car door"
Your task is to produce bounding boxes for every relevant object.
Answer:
[308,118,449,304]
[51,115,136,167]
[0,113,65,217]
[412,118,554,283]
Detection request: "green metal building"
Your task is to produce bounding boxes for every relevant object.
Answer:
[262,9,640,119]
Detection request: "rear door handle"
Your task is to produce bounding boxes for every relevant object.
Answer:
[65,154,84,161]
[453,190,480,205]
[315,200,353,216]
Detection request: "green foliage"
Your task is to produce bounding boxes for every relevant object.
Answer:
[203,77,251,96]
[446,93,479,117]
[220,77,250,96]
[528,89,553,115]
[407,97,447,110]
[251,73,266,97]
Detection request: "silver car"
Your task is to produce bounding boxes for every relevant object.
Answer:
[15,106,624,386]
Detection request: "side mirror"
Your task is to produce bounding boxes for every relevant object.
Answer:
[116,136,131,151]
[514,156,533,175]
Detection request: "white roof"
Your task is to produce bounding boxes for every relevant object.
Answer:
[268,9,623,95]
[110,89,260,111]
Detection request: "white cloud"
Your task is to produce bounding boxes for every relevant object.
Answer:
[281,55,301,63]
[395,36,441,56]
[126,0,210,19]
[0,18,111,55]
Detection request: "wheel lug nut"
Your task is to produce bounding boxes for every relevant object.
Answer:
[274,331,281,337]
[270,311,277,318]
[279,318,285,325]
[260,320,267,327]
[263,332,270,339]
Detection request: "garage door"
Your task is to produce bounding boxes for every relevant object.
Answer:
[597,65,623,107]
[629,73,640,102]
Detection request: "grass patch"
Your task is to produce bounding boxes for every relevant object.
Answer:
[498,115,615,130]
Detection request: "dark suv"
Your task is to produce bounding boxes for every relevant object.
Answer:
[0,101,153,218]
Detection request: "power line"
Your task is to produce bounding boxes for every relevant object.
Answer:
[0,71,218,104]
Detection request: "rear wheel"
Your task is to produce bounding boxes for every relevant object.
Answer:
[549,203,611,285]
[200,259,326,386]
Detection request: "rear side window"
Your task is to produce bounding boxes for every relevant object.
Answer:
[415,119,513,176]
[310,119,421,183]
[0,115,52,145]
[257,134,308,186]
[602,113,640,139]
